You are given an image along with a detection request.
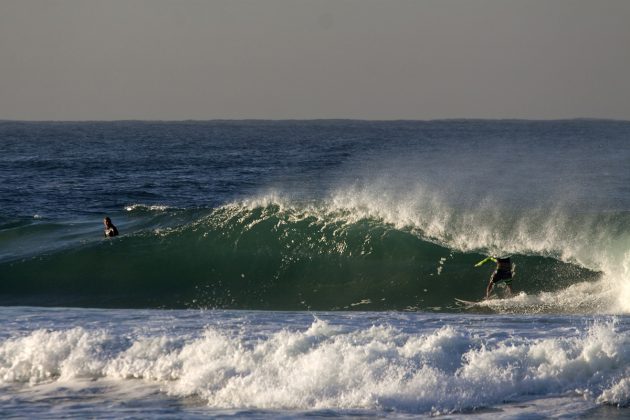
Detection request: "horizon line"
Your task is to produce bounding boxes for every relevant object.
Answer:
[1,117,629,124]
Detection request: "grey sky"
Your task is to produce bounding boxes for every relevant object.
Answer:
[1,0,629,120]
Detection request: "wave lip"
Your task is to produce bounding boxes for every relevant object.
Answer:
[124,204,171,212]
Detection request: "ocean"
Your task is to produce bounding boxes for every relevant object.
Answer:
[1,119,629,418]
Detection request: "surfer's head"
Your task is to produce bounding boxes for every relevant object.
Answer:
[104,217,113,227]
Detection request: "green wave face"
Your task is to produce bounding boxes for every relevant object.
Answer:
[0,202,600,311]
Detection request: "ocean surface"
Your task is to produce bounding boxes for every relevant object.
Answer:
[1,119,629,418]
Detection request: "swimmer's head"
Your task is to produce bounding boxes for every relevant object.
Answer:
[104,217,113,227]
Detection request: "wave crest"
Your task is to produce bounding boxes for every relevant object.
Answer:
[1,195,608,312]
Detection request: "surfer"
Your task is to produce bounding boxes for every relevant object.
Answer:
[103,217,119,237]
[475,256,514,298]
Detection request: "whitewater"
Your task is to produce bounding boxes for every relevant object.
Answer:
[1,120,629,417]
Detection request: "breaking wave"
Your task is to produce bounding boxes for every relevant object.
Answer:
[1,318,629,414]
[2,188,627,313]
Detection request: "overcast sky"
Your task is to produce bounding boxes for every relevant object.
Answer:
[1,0,629,120]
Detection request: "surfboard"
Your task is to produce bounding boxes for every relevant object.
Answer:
[454,295,498,306]
[454,298,479,306]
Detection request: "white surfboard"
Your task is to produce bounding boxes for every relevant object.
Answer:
[454,298,479,306]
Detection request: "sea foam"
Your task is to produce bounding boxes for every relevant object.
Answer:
[2,318,629,414]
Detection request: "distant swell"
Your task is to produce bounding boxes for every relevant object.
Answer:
[0,200,601,311]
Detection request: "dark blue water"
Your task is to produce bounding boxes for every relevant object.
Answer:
[2,120,628,218]
[1,120,388,217]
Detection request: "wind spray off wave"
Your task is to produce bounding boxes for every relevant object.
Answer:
[326,183,630,314]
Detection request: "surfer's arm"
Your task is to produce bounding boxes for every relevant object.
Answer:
[474,256,497,267]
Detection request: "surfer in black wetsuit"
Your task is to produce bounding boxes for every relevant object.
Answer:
[103,217,119,237]
[475,256,514,299]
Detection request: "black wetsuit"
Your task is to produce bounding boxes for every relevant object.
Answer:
[105,225,119,237]
[490,257,513,285]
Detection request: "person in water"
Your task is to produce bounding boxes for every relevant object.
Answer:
[103,217,119,237]
[475,255,514,298]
